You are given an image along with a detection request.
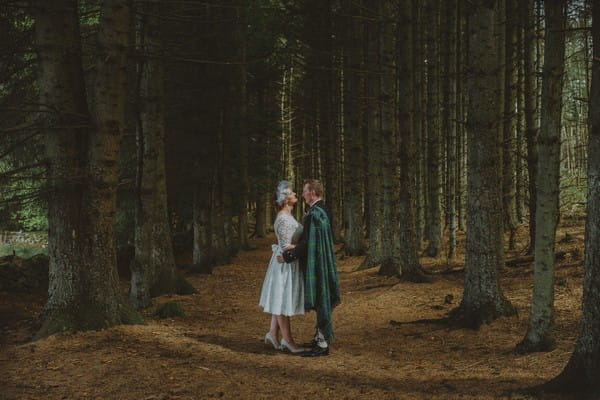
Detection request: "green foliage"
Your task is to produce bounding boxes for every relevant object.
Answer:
[154,302,186,319]
[11,204,48,231]
[0,160,47,231]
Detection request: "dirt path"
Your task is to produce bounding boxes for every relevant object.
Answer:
[0,232,584,399]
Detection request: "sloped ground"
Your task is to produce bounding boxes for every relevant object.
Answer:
[0,224,586,400]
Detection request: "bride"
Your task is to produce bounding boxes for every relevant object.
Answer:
[259,180,305,354]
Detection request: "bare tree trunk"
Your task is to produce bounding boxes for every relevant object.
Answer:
[254,192,268,238]
[523,0,539,255]
[192,184,211,266]
[451,0,515,328]
[516,11,525,224]
[412,0,425,248]
[517,0,566,353]
[254,85,270,239]
[236,4,251,251]
[503,0,519,250]
[342,0,366,256]
[378,0,399,276]
[34,0,143,339]
[222,89,238,256]
[211,108,230,266]
[456,0,466,233]
[130,2,195,309]
[358,3,384,270]
[424,0,442,258]
[443,0,457,260]
[387,0,429,282]
[545,0,600,391]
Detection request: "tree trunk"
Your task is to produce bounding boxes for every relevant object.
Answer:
[304,0,341,243]
[34,0,143,339]
[522,0,538,255]
[515,13,525,224]
[342,0,366,256]
[236,4,251,251]
[412,0,425,248]
[378,0,399,276]
[192,184,211,266]
[451,0,515,329]
[130,2,195,309]
[222,84,239,257]
[358,3,384,270]
[456,0,466,233]
[384,0,429,282]
[503,0,519,250]
[443,0,457,260]
[211,108,231,266]
[424,0,442,258]
[545,0,600,391]
[254,192,268,238]
[254,86,270,239]
[517,0,566,353]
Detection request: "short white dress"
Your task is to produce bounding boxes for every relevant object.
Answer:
[259,212,305,316]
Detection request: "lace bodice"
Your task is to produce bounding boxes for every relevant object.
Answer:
[274,212,303,250]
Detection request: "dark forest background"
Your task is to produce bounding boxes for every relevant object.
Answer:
[2,0,600,393]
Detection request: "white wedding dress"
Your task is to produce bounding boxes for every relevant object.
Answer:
[259,212,305,316]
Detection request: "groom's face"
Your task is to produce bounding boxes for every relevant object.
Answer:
[302,184,315,205]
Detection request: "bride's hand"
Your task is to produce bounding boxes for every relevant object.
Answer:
[285,244,296,250]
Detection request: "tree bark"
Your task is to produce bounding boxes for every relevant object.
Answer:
[515,12,525,224]
[33,0,143,339]
[357,2,384,270]
[130,1,195,309]
[412,0,425,248]
[517,0,566,353]
[546,0,600,391]
[383,0,429,282]
[522,0,539,255]
[378,0,399,276]
[451,0,515,329]
[212,108,231,265]
[254,192,268,238]
[192,184,211,266]
[342,0,366,256]
[424,0,442,258]
[457,2,467,233]
[503,0,519,250]
[443,0,457,260]
[236,3,251,251]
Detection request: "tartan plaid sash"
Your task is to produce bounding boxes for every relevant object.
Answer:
[304,205,341,343]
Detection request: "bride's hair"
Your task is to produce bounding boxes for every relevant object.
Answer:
[275,180,291,208]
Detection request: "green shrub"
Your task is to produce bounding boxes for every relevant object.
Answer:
[154,301,186,318]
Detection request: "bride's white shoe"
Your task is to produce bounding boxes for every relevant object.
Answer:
[280,338,305,354]
[264,332,281,350]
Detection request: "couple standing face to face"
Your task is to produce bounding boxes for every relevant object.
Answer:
[283,183,318,208]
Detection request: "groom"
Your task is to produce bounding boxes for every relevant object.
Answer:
[278,179,340,357]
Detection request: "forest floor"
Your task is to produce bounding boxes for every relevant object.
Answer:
[0,220,589,400]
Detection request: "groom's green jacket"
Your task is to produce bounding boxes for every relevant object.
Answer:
[283,200,341,343]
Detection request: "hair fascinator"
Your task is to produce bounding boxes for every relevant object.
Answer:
[276,180,291,206]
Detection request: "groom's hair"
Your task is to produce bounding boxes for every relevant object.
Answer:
[304,179,323,197]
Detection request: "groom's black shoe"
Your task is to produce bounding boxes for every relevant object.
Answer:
[300,346,329,357]
[301,339,319,348]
